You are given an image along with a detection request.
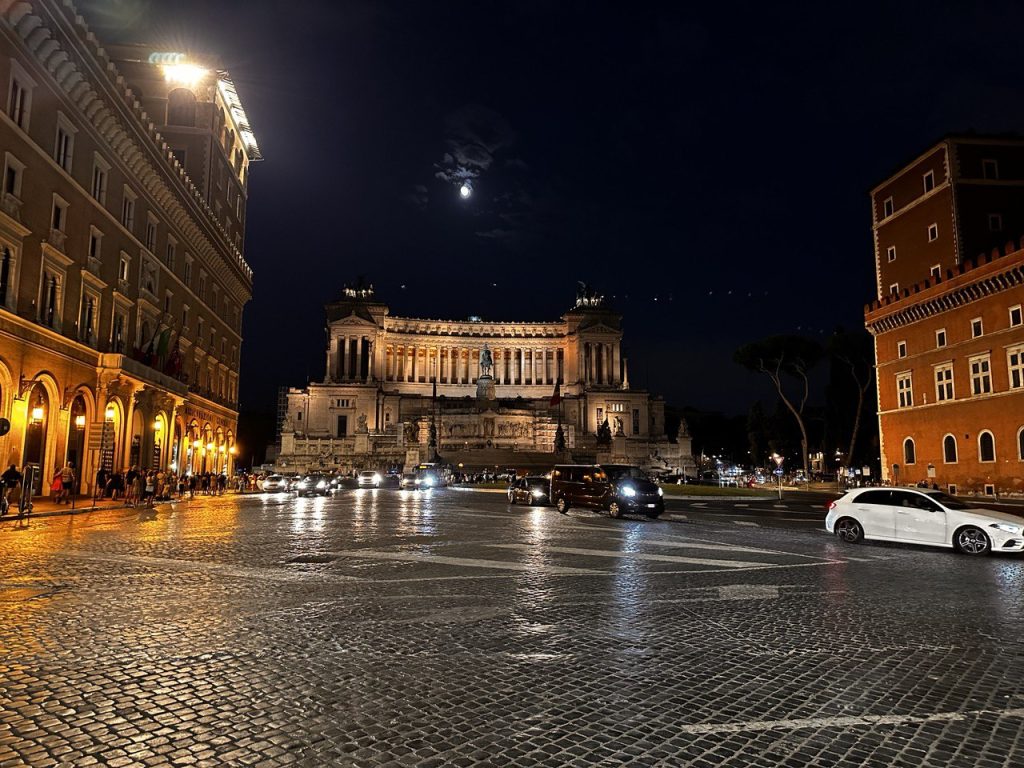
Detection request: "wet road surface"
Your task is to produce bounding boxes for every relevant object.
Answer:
[2,489,1024,766]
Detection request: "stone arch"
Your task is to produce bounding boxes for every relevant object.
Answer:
[978,430,996,463]
[167,88,197,127]
[943,434,958,464]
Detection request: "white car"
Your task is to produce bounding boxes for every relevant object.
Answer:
[357,470,382,488]
[826,487,1024,556]
[261,474,288,492]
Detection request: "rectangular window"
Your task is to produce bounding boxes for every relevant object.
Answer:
[51,197,67,231]
[596,407,603,426]
[181,304,189,329]
[121,188,136,232]
[989,213,1002,232]
[198,272,207,301]
[930,265,941,281]
[197,316,204,342]
[927,223,938,242]
[90,156,109,204]
[118,255,129,282]
[165,237,176,270]
[936,329,946,348]
[632,408,640,435]
[897,340,907,358]
[112,311,126,352]
[183,257,193,287]
[145,216,158,252]
[88,229,101,260]
[883,197,893,217]
[982,158,999,179]
[54,120,74,172]
[897,373,913,408]
[970,355,992,396]
[887,245,896,263]
[971,317,983,338]
[164,291,172,314]
[948,484,957,496]
[7,72,31,130]
[3,153,24,197]
[923,170,935,193]
[1010,305,1022,328]
[1008,345,1024,390]
[935,364,954,402]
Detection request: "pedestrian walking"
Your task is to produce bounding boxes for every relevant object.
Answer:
[58,462,75,504]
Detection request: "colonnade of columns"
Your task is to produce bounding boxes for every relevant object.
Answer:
[580,341,620,386]
[329,335,375,383]
[379,345,566,386]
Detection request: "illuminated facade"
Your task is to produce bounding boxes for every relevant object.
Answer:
[867,137,1024,494]
[278,284,694,473]
[0,2,259,492]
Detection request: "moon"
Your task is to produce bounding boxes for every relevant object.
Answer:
[459,184,472,199]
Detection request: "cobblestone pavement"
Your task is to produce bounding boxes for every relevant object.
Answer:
[2,490,1024,767]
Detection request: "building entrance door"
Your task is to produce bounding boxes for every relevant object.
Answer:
[337,415,348,437]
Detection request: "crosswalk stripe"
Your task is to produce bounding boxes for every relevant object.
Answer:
[734,521,760,527]
[623,538,775,555]
[489,544,773,569]
[332,550,603,574]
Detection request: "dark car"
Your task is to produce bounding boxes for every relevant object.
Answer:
[507,476,551,505]
[296,473,331,497]
[550,464,663,519]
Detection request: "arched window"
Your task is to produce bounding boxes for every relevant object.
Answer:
[979,430,996,463]
[943,434,958,464]
[903,437,916,465]
[1019,427,1024,461]
[167,88,196,127]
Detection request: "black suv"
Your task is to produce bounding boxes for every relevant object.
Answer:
[550,464,663,519]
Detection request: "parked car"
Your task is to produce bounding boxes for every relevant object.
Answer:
[296,474,331,497]
[507,476,551,505]
[399,473,417,489]
[826,487,1024,556]
[357,470,382,488]
[550,464,663,519]
[261,474,289,492]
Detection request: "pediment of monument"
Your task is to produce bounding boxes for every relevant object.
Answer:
[328,310,380,330]
[579,321,621,335]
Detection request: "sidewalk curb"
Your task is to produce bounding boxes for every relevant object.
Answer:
[0,497,187,523]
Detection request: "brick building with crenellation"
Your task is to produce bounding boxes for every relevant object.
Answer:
[866,136,1024,495]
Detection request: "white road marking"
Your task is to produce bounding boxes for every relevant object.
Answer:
[734,521,760,527]
[673,706,1024,736]
[735,503,750,508]
[718,584,778,600]
[664,514,688,521]
[63,551,362,582]
[637,537,831,561]
[691,502,707,507]
[331,549,603,575]
[489,544,774,568]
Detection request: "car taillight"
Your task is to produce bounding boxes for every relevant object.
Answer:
[827,501,837,511]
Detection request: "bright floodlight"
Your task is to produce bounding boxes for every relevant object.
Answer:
[162,63,208,87]
[459,184,472,199]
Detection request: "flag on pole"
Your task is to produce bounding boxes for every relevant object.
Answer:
[549,380,561,406]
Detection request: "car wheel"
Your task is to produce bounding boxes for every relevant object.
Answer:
[834,517,863,544]
[954,526,991,556]
[508,491,516,504]
[556,497,569,514]
[608,501,622,519]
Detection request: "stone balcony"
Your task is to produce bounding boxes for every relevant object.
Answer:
[0,192,22,220]
[48,228,67,251]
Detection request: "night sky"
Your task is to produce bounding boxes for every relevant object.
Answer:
[83,0,1024,417]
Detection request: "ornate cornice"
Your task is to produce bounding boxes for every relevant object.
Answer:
[865,251,1024,335]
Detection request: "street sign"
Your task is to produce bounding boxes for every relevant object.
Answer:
[773,468,784,476]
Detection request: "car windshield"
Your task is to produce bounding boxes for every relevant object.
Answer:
[924,491,972,510]
[525,477,547,487]
[603,466,648,481]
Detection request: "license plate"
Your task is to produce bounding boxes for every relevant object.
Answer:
[646,503,657,508]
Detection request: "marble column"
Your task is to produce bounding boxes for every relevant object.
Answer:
[342,337,350,380]
[612,344,620,386]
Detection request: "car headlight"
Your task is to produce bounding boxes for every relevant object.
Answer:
[297,481,308,489]
[423,476,435,487]
[414,478,421,484]
[316,480,326,489]
[532,488,545,497]
[657,487,663,497]
[620,485,636,498]
[990,523,1021,534]
[372,473,381,483]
